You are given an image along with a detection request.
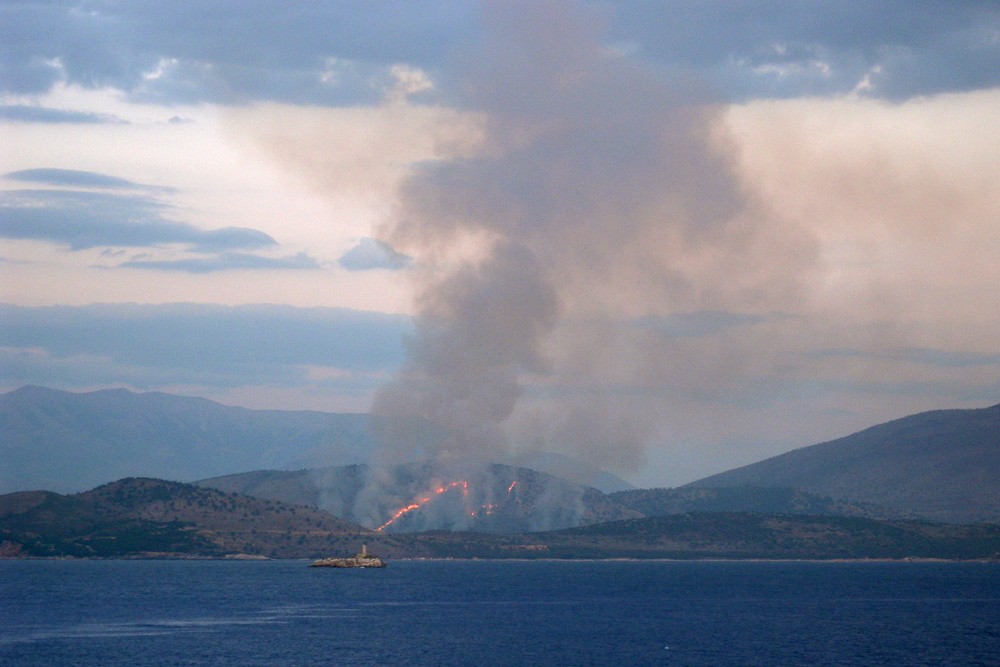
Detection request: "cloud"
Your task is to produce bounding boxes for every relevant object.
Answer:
[119,251,320,273]
[2,1,997,105]
[338,237,412,271]
[4,168,170,191]
[0,175,320,272]
[0,189,276,251]
[0,105,129,124]
[609,0,1000,100]
[0,302,411,391]
[0,1,478,105]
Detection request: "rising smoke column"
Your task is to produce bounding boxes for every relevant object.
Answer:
[371,240,557,462]
[368,0,751,480]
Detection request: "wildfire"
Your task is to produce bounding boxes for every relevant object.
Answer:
[376,479,520,531]
[376,481,468,532]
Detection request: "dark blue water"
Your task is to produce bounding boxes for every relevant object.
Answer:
[2,560,999,666]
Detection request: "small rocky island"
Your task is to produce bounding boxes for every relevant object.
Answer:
[309,544,386,568]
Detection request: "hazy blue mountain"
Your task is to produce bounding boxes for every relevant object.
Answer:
[687,403,1000,523]
[0,386,632,500]
[0,386,442,494]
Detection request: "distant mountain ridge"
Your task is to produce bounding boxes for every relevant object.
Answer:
[5,386,999,525]
[0,385,441,493]
[0,386,630,495]
[688,403,1000,523]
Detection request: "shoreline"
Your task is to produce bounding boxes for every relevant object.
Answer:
[3,555,999,563]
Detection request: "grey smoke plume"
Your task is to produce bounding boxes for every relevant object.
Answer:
[370,241,557,462]
[369,0,753,473]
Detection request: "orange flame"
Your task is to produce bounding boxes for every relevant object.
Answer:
[376,481,468,531]
[376,479,523,531]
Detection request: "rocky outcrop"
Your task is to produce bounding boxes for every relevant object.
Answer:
[309,545,385,568]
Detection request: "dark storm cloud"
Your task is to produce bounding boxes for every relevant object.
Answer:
[0,105,128,124]
[0,189,275,251]
[2,1,996,104]
[0,302,410,389]
[118,251,320,273]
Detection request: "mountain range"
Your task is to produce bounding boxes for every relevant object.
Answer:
[0,385,629,494]
[2,386,999,525]
[0,385,386,492]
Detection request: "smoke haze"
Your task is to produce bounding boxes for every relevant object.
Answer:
[368,0,807,476]
[219,0,1000,499]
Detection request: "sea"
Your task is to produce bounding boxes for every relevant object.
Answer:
[2,559,999,666]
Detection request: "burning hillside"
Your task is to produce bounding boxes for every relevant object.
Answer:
[199,462,641,534]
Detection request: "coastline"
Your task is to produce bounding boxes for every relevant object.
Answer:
[4,555,999,563]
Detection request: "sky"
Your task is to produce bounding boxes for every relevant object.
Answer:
[2,0,999,488]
